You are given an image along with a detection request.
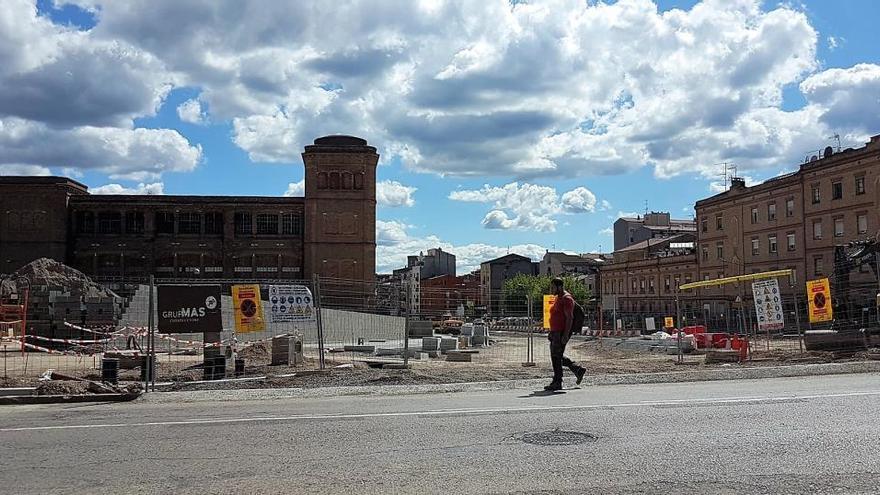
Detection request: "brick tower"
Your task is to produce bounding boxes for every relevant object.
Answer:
[302,135,378,282]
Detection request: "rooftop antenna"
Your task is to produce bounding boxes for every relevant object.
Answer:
[828,133,842,153]
[644,200,649,216]
[717,162,736,189]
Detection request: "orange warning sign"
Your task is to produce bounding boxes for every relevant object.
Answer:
[806,278,832,324]
[543,295,557,330]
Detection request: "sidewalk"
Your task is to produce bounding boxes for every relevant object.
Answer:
[141,360,880,403]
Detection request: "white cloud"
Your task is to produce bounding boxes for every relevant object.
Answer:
[91,182,164,195]
[450,182,598,232]
[560,187,597,213]
[376,219,411,246]
[375,220,547,274]
[0,1,199,181]
[376,180,416,207]
[0,164,52,176]
[283,180,304,197]
[827,36,839,51]
[599,227,614,236]
[800,63,880,132]
[2,0,878,187]
[177,98,205,124]
[42,0,878,184]
[708,175,759,193]
[0,118,201,180]
[598,200,612,211]
[613,211,639,220]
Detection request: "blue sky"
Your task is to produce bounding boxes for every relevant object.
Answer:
[4,0,880,273]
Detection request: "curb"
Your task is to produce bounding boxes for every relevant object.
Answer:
[141,360,880,404]
[0,392,142,406]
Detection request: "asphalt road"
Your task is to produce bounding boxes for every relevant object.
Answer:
[1,373,878,494]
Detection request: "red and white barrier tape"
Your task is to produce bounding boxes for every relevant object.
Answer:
[21,341,78,355]
[64,321,148,337]
[26,335,112,345]
[157,334,235,348]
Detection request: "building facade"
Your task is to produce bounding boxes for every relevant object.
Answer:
[420,272,481,317]
[613,212,696,251]
[480,253,537,316]
[695,135,880,317]
[0,135,378,283]
[597,133,880,331]
[599,235,699,327]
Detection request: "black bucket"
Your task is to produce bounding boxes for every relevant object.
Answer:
[139,355,155,382]
[203,359,214,381]
[213,356,227,380]
[101,358,119,384]
[234,358,245,377]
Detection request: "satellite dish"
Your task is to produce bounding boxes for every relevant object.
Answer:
[823,146,833,158]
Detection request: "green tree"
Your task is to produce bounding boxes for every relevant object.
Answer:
[502,274,591,318]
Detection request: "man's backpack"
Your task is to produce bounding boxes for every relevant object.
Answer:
[570,299,586,335]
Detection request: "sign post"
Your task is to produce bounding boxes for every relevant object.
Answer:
[232,284,265,333]
[157,285,222,334]
[268,285,317,323]
[806,278,833,324]
[752,279,784,331]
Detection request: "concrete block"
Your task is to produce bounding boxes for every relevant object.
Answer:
[409,320,434,338]
[439,337,458,352]
[446,351,472,362]
[343,345,376,353]
[422,337,441,352]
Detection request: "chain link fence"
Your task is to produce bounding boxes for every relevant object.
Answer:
[1,265,877,387]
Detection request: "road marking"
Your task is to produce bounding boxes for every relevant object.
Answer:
[2,390,878,433]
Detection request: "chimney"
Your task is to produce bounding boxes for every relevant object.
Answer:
[730,177,746,190]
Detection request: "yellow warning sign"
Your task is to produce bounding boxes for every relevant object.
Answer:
[664,316,674,328]
[543,295,557,330]
[806,278,833,324]
[232,284,265,333]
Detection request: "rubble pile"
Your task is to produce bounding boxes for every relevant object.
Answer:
[1,258,116,298]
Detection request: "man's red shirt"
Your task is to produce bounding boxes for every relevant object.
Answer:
[549,292,574,332]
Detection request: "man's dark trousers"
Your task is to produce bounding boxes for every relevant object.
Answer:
[549,330,582,385]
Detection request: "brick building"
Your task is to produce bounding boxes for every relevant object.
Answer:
[695,135,880,317]
[599,234,699,325]
[0,135,378,283]
[480,253,537,316]
[597,133,880,330]
[419,272,481,317]
[613,212,696,251]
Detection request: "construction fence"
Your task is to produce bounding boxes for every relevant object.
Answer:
[1,267,877,387]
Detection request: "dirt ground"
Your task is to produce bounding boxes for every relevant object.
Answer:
[2,334,877,391]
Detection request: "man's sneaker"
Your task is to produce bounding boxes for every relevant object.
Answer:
[544,382,563,391]
[575,367,586,385]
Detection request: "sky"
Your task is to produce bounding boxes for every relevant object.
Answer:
[1,0,879,274]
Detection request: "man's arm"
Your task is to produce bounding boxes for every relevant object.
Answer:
[564,294,574,334]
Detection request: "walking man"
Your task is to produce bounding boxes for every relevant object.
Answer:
[546,278,586,391]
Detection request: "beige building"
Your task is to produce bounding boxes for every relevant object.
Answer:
[695,134,880,316]
[599,234,699,325]
[598,133,880,330]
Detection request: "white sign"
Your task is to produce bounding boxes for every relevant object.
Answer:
[268,285,316,323]
[752,279,784,332]
[645,317,656,332]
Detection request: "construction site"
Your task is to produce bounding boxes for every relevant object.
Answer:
[0,253,878,396]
